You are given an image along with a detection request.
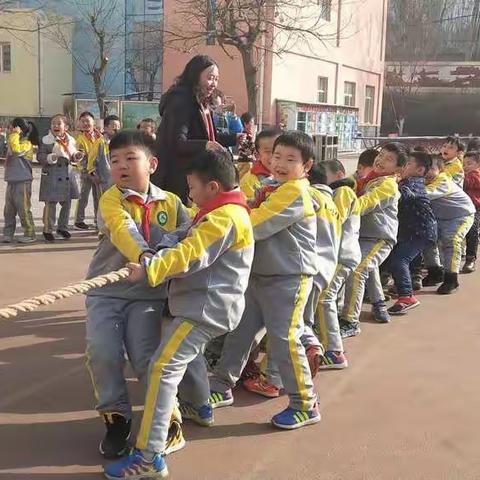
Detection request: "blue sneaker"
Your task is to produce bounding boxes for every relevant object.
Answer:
[209,390,234,409]
[179,402,214,427]
[104,448,168,479]
[339,320,361,338]
[372,300,390,323]
[271,405,321,430]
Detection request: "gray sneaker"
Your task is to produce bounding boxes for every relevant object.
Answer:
[18,236,37,244]
[372,300,390,323]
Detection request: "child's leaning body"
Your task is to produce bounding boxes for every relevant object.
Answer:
[38,132,80,236]
[240,160,271,201]
[3,131,35,241]
[442,156,464,187]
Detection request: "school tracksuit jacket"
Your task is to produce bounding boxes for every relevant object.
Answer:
[134,197,254,454]
[85,183,190,420]
[239,162,272,202]
[317,180,361,352]
[3,132,35,238]
[425,172,475,273]
[75,132,107,224]
[443,157,464,187]
[211,178,319,413]
[342,174,400,323]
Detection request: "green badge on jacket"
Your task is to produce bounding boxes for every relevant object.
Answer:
[157,211,168,226]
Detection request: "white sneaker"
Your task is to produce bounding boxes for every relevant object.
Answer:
[18,236,37,244]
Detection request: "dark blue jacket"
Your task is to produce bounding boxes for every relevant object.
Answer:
[398,176,437,244]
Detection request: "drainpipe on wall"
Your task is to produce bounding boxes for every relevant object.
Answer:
[37,17,43,117]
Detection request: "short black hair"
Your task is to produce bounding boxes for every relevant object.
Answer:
[104,115,120,127]
[467,137,480,151]
[185,150,237,191]
[241,112,255,127]
[309,162,328,185]
[79,111,94,120]
[382,142,409,167]
[255,128,282,151]
[273,130,315,164]
[324,159,345,175]
[464,150,480,163]
[109,129,155,156]
[409,151,432,175]
[141,118,156,125]
[445,136,465,152]
[358,148,378,167]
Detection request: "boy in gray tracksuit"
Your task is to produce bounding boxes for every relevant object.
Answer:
[104,150,253,480]
[340,142,406,338]
[2,120,38,244]
[424,158,475,294]
[209,131,321,431]
[85,130,189,460]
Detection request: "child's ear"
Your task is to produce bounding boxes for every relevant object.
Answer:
[149,156,159,174]
[304,159,314,173]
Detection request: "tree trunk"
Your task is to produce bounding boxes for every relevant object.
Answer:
[239,47,258,117]
[93,75,106,119]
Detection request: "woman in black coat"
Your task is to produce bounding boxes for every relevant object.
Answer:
[153,55,240,202]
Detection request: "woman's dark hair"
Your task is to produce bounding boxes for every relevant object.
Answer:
[174,55,217,93]
[11,117,39,146]
[241,112,254,127]
[185,150,237,191]
[273,130,315,164]
[109,130,155,156]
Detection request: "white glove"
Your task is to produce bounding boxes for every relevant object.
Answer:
[46,153,58,164]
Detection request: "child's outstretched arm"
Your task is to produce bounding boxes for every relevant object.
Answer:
[357,177,399,215]
[250,181,312,240]
[426,173,453,200]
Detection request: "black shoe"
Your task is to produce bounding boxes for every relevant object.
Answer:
[99,413,131,459]
[423,266,444,287]
[43,232,55,243]
[462,258,476,274]
[56,229,71,239]
[74,222,89,230]
[412,274,423,291]
[437,272,459,295]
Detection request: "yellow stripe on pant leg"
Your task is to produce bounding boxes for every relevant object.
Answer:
[137,321,193,450]
[288,275,311,412]
[451,215,474,272]
[85,350,100,403]
[43,203,49,233]
[346,240,386,319]
[23,183,34,236]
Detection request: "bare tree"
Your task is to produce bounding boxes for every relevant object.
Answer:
[163,0,337,117]
[46,0,124,118]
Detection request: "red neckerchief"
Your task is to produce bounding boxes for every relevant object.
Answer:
[192,190,250,226]
[356,171,391,196]
[250,161,271,177]
[252,184,279,208]
[84,128,102,143]
[55,134,74,157]
[200,105,216,141]
[125,195,155,244]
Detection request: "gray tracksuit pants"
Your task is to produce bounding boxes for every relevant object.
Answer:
[135,316,222,454]
[75,172,101,224]
[3,181,35,238]
[424,215,475,273]
[210,274,317,412]
[85,296,164,419]
[342,239,393,323]
[301,285,322,349]
[317,264,351,352]
[43,201,71,233]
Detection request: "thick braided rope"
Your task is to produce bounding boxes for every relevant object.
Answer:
[0,267,131,320]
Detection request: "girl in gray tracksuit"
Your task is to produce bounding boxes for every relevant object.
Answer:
[2,118,39,244]
[38,117,82,241]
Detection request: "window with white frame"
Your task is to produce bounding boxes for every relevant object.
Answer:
[365,85,375,124]
[317,76,328,103]
[344,81,356,107]
[319,0,332,21]
[0,43,11,73]
[297,111,307,132]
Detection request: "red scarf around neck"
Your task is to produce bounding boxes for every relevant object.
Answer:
[356,171,391,196]
[84,128,102,143]
[200,105,216,142]
[125,195,155,244]
[250,161,271,177]
[192,190,250,226]
[252,183,279,208]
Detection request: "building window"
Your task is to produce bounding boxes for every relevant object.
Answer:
[365,85,375,124]
[319,0,332,21]
[297,111,307,132]
[344,81,356,107]
[0,43,11,73]
[317,76,328,103]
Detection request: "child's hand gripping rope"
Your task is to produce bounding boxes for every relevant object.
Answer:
[0,267,131,319]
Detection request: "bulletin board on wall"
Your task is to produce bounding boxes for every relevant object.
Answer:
[121,101,161,129]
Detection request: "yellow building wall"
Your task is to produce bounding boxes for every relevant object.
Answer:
[0,10,73,118]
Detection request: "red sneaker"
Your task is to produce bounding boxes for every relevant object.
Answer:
[243,376,281,398]
[387,296,420,315]
[306,345,324,378]
[240,358,261,381]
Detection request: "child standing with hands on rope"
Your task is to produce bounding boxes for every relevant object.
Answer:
[85,130,190,461]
